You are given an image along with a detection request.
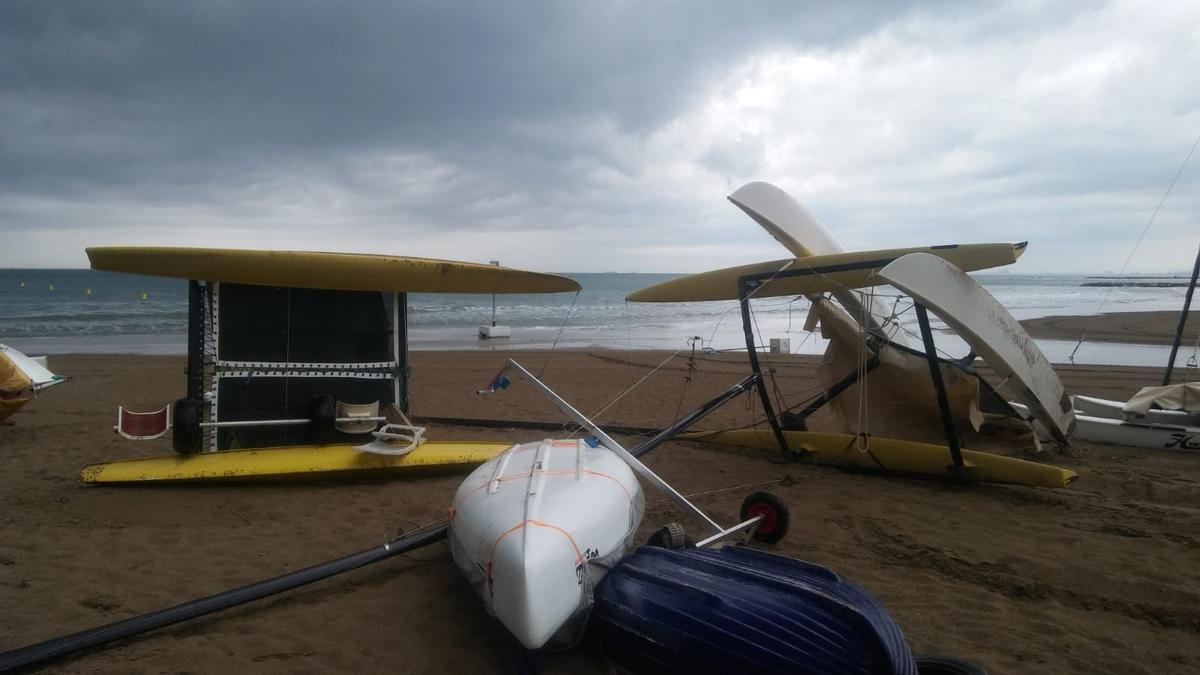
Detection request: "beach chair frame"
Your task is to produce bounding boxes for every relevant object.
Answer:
[114,404,172,440]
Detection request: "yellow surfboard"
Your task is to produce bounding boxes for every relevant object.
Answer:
[86,247,580,294]
[80,441,512,484]
[626,242,1026,302]
[685,428,1076,489]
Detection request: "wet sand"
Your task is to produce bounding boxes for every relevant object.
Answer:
[1021,310,1197,346]
[1,350,1199,674]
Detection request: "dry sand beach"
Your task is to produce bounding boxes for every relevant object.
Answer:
[2,327,1199,673]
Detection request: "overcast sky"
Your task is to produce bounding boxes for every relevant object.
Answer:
[2,1,1197,274]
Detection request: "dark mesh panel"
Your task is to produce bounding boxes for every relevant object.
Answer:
[210,284,397,449]
[216,376,394,450]
[217,284,289,361]
[287,288,391,362]
[217,284,391,363]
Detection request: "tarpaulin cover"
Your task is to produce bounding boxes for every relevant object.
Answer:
[814,298,983,442]
[1124,382,1200,417]
[593,545,917,675]
[0,351,32,395]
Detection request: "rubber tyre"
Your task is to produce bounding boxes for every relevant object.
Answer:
[915,655,988,675]
[740,491,790,544]
[646,522,690,550]
[171,397,202,455]
[309,394,336,444]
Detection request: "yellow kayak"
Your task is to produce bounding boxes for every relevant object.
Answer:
[626,242,1025,302]
[80,441,513,484]
[86,246,580,294]
[686,429,1077,489]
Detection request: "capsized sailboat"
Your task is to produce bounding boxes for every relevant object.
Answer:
[1066,243,1200,451]
[0,343,67,422]
[449,360,790,649]
[80,246,581,482]
[628,182,1076,486]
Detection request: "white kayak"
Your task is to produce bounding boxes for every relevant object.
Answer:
[448,438,644,649]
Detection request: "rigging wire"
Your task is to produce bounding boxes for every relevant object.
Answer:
[748,302,791,413]
[671,336,703,423]
[1068,130,1200,362]
[537,289,580,377]
[559,348,686,438]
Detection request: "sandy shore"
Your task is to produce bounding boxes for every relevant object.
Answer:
[2,351,1199,674]
[1021,310,1197,346]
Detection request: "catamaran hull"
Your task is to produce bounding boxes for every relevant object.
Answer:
[687,429,1077,488]
[1071,414,1200,452]
[1072,394,1200,426]
[448,439,643,649]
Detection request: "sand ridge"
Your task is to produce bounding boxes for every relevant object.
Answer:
[1020,310,1198,346]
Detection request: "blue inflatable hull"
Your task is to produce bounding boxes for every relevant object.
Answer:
[592,545,917,675]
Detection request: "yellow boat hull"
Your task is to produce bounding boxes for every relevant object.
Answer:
[686,429,1077,489]
[86,246,580,294]
[80,441,513,484]
[626,242,1025,302]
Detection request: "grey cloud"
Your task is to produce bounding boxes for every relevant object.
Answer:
[1,1,1196,275]
[1,1,919,193]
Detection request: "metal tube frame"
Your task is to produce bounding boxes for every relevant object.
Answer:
[694,514,765,548]
[1163,243,1200,386]
[914,303,967,479]
[735,258,968,479]
[197,416,388,429]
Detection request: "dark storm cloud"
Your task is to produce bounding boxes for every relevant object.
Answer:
[0,1,920,195]
[1,1,1196,273]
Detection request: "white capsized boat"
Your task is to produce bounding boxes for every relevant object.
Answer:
[1070,391,1200,451]
[1071,415,1200,451]
[1073,393,1200,426]
[449,359,785,650]
[448,438,643,649]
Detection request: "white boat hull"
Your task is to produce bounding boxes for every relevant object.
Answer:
[878,253,1074,446]
[1073,394,1200,426]
[1072,414,1200,452]
[448,439,643,649]
[729,181,907,345]
[0,343,64,393]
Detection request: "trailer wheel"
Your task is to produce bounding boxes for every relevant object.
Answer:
[309,394,336,444]
[647,522,691,550]
[740,491,789,544]
[171,397,202,455]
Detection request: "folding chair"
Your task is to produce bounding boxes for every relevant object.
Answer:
[114,404,171,440]
[334,400,382,434]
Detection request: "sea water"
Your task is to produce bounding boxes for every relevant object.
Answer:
[0,268,1193,368]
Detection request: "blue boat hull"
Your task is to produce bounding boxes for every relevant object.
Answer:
[592,545,917,675]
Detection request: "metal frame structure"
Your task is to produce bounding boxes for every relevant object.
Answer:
[735,258,969,480]
[184,282,410,452]
[1163,243,1200,386]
